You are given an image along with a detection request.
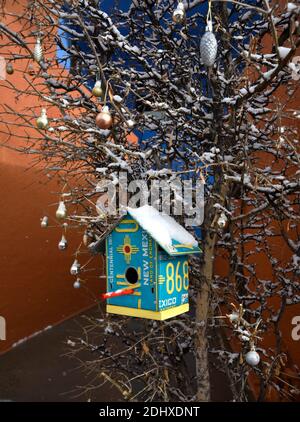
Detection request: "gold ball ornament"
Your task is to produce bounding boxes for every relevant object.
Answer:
[36,108,48,130]
[56,200,67,219]
[95,106,113,130]
[6,63,14,75]
[92,80,103,98]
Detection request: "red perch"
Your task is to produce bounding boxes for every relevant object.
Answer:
[101,288,134,301]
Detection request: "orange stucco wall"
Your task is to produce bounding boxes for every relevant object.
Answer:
[215,8,300,398]
[0,1,103,354]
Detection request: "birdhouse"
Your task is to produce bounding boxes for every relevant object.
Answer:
[93,205,201,320]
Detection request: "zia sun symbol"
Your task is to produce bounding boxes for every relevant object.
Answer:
[117,235,139,264]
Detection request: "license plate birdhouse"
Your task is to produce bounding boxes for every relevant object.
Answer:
[94,205,201,320]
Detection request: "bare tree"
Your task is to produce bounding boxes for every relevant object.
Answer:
[0,0,300,401]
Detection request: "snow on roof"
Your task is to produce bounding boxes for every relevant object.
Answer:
[127,205,198,249]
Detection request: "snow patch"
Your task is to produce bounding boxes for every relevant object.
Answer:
[127,205,198,248]
[12,325,52,348]
[278,46,291,59]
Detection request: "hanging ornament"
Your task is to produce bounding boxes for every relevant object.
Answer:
[58,234,68,250]
[200,1,217,67]
[95,106,113,130]
[245,349,260,366]
[70,259,81,276]
[40,216,49,228]
[28,63,35,76]
[83,231,90,246]
[33,37,43,63]
[92,80,103,98]
[200,22,217,67]
[73,278,81,289]
[172,1,185,24]
[36,108,48,130]
[6,63,14,75]
[217,212,228,229]
[126,119,135,129]
[56,200,67,220]
[227,312,239,324]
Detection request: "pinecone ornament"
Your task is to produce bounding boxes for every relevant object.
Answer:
[34,37,43,63]
[200,25,217,67]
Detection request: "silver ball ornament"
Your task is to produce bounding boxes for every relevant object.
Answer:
[58,235,68,250]
[245,350,260,366]
[70,259,81,276]
[73,279,81,289]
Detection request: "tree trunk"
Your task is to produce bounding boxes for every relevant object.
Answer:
[195,181,228,401]
[195,228,216,401]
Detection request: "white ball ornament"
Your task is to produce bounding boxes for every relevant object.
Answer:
[228,312,239,323]
[40,216,49,228]
[217,212,228,229]
[173,1,185,24]
[127,119,135,129]
[200,22,218,67]
[245,350,260,366]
